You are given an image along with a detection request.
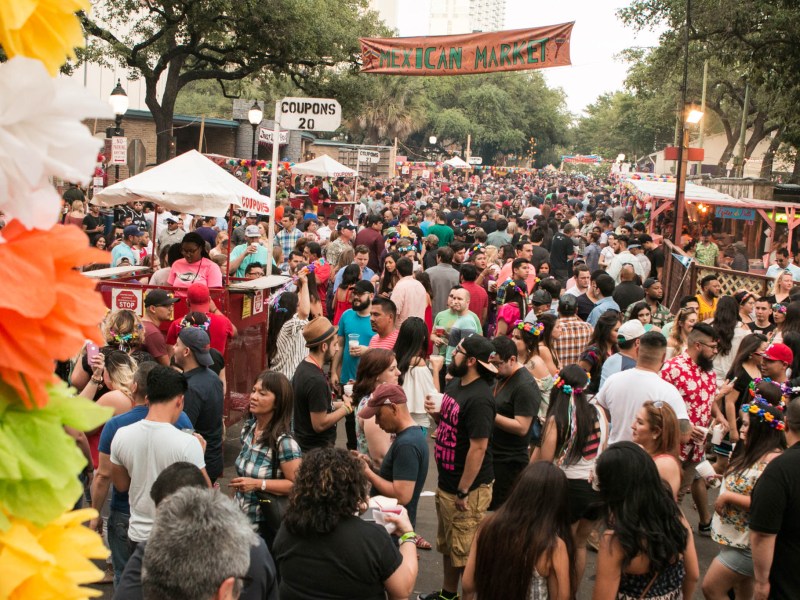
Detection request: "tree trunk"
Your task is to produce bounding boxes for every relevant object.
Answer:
[717,140,737,176]
[790,151,800,184]
[144,57,184,164]
[760,131,782,179]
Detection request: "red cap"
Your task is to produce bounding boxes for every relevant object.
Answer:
[187,283,211,311]
[762,343,793,364]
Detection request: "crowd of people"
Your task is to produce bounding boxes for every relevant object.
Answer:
[57,170,800,600]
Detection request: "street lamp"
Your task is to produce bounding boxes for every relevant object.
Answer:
[248,101,263,161]
[429,136,437,145]
[106,79,128,183]
[673,105,704,245]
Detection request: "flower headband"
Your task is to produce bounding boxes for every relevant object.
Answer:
[500,278,524,296]
[773,303,787,314]
[397,246,415,253]
[108,327,141,350]
[741,396,786,430]
[467,243,485,259]
[180,318,210,332]
[553,374,588,396]
[515,320,544,336]
[749,377,791,410]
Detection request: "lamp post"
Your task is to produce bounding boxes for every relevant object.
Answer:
[427,135,437,160]
[106,79,128,184]
[673,106,704,245]
[247,101,263,190]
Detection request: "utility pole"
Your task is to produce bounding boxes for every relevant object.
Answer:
[735,83,750,178]
[696,59,708,174]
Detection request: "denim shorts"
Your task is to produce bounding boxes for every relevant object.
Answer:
[717,545,753,577]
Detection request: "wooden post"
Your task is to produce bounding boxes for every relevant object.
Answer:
[197,116,206,152]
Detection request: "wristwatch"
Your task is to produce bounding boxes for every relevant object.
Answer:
[260,479,267,491]
[456,489,469,500]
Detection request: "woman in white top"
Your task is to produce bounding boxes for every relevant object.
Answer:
[394,317,443,432]
[710,295,751,387]
[268,272,311,378]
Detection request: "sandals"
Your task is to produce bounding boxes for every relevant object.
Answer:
[414,535,432,550]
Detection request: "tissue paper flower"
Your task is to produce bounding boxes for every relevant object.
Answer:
[0,57,112,229]
[0,0,90,75]
[0,381,112,529]
[0,508,108,599]
[0,219,109,408]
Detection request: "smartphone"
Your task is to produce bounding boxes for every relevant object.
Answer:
[86,342,100,362]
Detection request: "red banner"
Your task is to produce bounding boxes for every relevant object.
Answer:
[360,23,573,76]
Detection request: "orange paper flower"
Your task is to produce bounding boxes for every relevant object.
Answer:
[0,219,108,408]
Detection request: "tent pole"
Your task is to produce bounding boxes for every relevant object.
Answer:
[266,102,280,270]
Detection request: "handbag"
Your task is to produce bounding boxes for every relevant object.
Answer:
[255,435,290,534]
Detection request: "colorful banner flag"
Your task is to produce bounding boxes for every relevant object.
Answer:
[360,23,573,76]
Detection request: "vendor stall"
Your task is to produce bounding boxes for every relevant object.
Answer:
[290,155,359,218]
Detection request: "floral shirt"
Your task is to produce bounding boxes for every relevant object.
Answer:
[661,352,717,462]
[711,458,770,549]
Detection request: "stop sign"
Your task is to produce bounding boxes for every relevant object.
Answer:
[114,290,140,312]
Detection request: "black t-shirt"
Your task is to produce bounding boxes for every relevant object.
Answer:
[492,367,540,463]
[576,293,596,322]
[530,245,550,271]
[445,210,464,226]
[377,426,429,526]
[82,214,104,243]
[183,367,224,479]
[434,377,495,494]
[725,365,756,419]
[749,443,800,600]
[748,321,776,337]
[549,233,573,271]
[291,359,336,452]
[646,247,665,278]
[274,517,402,600]
[612,281,645,313]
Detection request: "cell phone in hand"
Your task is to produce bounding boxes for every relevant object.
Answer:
[86,342,100,362]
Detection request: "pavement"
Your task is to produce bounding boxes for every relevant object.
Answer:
[91,421,719,599]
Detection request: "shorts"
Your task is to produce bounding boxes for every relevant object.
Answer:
[435,483,493,568]
[566,478,602,524]
[717,546,753,577]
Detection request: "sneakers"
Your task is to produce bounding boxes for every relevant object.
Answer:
[417,592,459,600]
[698,520,712,536]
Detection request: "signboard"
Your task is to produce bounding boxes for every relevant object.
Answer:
[715,206,755,221]
[360,22,573,76]
[253,290,265,315]
[279,97,342,131]
[358,149,381,164]
[110,137,128,165]
[468,156,483,165]
[241,195,270,215]
[112,288,142,315]
[421,169,431,179]
[259,128,290,145]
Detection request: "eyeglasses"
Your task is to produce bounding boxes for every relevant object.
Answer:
[453,347,466,357]
[698,341,719,350]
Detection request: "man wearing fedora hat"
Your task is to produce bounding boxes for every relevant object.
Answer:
[292,317,354,452]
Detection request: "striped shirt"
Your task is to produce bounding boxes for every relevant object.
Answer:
[271,317,309,379]
[234,421,302,524]
[368,329,398,350]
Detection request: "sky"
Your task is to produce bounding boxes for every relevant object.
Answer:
[395,0,664,117]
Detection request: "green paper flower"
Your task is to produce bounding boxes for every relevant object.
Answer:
[0,380,112,529]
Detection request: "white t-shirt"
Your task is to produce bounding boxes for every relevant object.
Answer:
[110,420,205,542]
[595,368,689,445]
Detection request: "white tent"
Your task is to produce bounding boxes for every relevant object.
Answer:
[92,150,270,217]
[444,156,470,169]
[291,155,358,178]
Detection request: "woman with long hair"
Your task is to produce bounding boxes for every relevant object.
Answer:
[666,307,698,359]
[592,442,700,600]
[702,382,786,600]
[627,301,660,333]
[268,271,311,379]
[513,317,558,439]
[462,462,573,600]
[333,263,361,326]
[579,311,620,396]
[735,290,756,326]
[353,348,400,466]
[378,251,401,298]
[274,448,418,600]
[167,231,223,290]
[394,317,442,431]
[630,401,682,499]
[495,279,529,336]
[768,270,794,305]
[64,199,86,227]
[711,295,751,387]
[769,301,789,343]
[532,365,609,589]
[230,370,302,550]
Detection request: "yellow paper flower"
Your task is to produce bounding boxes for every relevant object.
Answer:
[0,0,89,75]
[0,509,107,599]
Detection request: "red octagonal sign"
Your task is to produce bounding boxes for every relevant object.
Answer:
[114,290,139,311]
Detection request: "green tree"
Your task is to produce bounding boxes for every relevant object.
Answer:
[79,0,384,163]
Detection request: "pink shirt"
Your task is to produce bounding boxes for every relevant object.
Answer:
[497,261,537,296]
[168,258,223,291]
[390,276,428,327]
[369,329,399,350]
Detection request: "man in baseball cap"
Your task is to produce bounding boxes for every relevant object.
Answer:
[760,343,793,383]
[229,223,270,277]
[165,283,236,354]
[112,225,145,266]
[142,290,180,365]
[176,327,214,368]
[530,289,553,317]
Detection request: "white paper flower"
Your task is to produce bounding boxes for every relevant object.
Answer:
[0,56,112,229]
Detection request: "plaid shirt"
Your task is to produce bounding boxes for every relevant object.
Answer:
[554,315,594,367]
[234,418,302,524]
[276,227,302,259]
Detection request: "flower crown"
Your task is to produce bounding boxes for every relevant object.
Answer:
[500,278,525,296]
[773,303,788,314]
[741,396,786,430]
[180,318,210,332]
[397,246,415,253]
[467,243,485,260]
[553,374,588,396]
[749,377,791,410]
[515,319,544,336]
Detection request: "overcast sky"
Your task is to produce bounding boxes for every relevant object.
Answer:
[395,0,664,117]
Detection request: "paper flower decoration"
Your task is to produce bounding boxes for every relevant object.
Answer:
[0,508,108,599]
[0,0,90,75]
[0,220,108,408]
[0,57,112,229]
[0,381,112,529]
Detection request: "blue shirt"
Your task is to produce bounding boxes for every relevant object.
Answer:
[98,406,193,513]
[337,309,375,383]
[587,296,621,326]
[332,264,376,291]
[111,241,137,267]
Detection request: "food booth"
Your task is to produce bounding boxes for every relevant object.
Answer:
[289,154,359,219]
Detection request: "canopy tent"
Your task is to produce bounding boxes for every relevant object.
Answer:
[624,178,738,204]
[444,156,470,169]
[290,155,358,178]
[92,150,270,217]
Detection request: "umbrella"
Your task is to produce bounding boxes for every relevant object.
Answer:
[291,155,358,178]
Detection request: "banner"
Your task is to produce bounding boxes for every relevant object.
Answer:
[360,22,573,76]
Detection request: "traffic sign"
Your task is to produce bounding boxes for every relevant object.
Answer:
[358,149,380,164]
[468,156,483,165]
[279,97,341,131]
[112,288,142,314]
[110,137,128,165]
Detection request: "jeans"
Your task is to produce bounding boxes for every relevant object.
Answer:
[108,510,131,586]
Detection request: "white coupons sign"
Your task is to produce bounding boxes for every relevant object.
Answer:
[358,149,380,164]
[259,129,289,145]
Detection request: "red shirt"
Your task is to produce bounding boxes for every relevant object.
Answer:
[461,281,489,322]
[166,312,235,354]
[368,329,399,350]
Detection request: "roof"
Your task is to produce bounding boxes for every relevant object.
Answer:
[624,177,800,210]
[123,109,239,128]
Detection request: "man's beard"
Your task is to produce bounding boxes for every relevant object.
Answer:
[696,353,714,372]
[448,359,469,378]
[352,298,371,312]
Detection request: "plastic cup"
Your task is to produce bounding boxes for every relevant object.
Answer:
[711,424,725,445]
[348,334,360,355]
[695,425,709,439]
[434,326,446,337]
[429,392,443,411]
[695,460,719,487]
[343,383,354,397]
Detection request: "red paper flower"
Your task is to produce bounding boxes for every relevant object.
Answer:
[0,220,108,408]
